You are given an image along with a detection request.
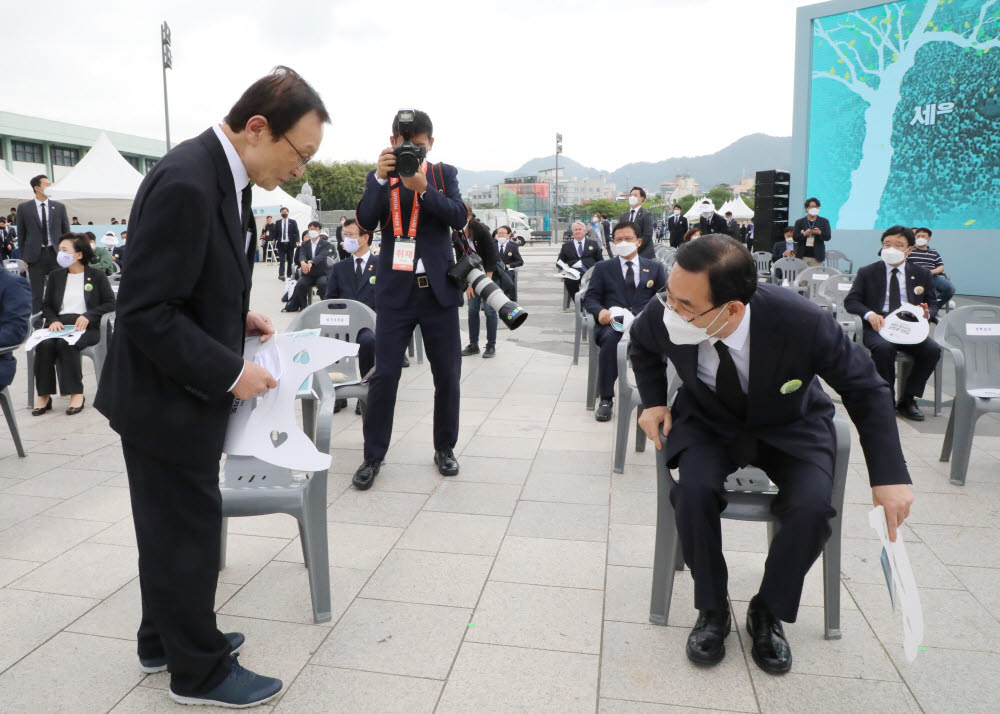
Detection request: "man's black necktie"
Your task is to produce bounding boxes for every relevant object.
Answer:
[624,261,636,305]
[241,186,252,231]
[355,257,363,285]
[888,268,901,312]
[630,209,636,222]
[714,341,747,417]
[41,203,49,246]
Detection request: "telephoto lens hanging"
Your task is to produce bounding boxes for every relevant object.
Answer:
[448,253,528,330]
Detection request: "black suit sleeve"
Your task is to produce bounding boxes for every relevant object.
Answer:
[58,204,70,236]
[42,271,61,325]
[639,212,653,243]
[84,270,115,324]
[0,275,31,347]
[628,300,670,408]
[818,216,831,244]
[844,266,871,318]
[357,171,389,232]
[15,210,26,257]
[583,266,605,320]
[419,165,467,232]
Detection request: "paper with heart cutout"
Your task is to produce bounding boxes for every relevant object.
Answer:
[224,329,359,471]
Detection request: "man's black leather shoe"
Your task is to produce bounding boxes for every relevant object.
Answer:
[334,398,348,413]
[461,344,479,356]
[686,608,731,666]
[896,397,925,421]
[352,459,382,490]
[434,449,459,476]
[746,595,792,674]
[595,398,613,422]
[482,345,496,359]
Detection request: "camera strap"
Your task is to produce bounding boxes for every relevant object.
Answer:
[388,161,428,239]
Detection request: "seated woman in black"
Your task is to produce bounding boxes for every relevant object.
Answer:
[33,233,115,416]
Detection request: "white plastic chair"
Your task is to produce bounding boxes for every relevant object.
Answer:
[751,251,772,281]
[613,323,646,474]
[795,266,842,299]
[572,268,595,367]
[770,257,809,287]
[25,311,115,408]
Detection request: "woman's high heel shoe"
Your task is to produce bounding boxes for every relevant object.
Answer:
[66,396,86,416]
[32,397,53,416]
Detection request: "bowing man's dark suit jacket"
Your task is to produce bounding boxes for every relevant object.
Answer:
[618,207,655,259]
[16,198,70,263]
[666,214,688,247]
[95,127,257,467]
[0,269,31,387]
[628,283,911,486]
[497,240,524,269]
[324,253,377,309]
[42,265,115,347]
[355,163,467,310]
[844,260,939,324]
[583,256,667,321]
[792,215,832,262]
[557,237,604,273]
[698,212,730,237]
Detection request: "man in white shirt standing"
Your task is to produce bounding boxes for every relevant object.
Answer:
[16,174,70,313]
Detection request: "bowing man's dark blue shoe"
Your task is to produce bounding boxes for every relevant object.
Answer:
[169,652,282,708]
[139,632,245,674]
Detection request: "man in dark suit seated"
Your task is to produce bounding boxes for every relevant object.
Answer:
[0,266,31,389]
[770,226,797,282]
[584,221,666,422]
[0,217,18,260]
[282,221,332,312]
[557,221,604,301]
[844,225,941,421]
[618,187,655,259]
[629,234,914,675]
[792,197,832,267]
[666,205,688,248]
[696,199,729,236]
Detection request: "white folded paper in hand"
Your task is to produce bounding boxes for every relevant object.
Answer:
[868,505,924,661]
[880,303,929,346]
[555,260,581,281]
[25,327,84,352]
[609,306,634,333]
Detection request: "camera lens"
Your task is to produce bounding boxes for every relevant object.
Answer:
[396,151,420,178]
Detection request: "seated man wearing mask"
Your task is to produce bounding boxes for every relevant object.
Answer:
[845,226,941,421]
[283,221,331,312]
[89,232,116,276]
[629,234,914,675]
[583,221,666,422]
[906,227,954,318]
[556,221,604,301]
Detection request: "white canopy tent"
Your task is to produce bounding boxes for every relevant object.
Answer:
[728,195,754,220]
[0,163,32,206]
[49,133,144,223]
[685,197,714,221]
[251,184,314,237]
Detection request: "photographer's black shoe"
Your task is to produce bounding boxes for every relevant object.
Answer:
[352,459,382,490]
[687,608,732,666]
[482,345,496,359]
[896,396,925,421]
[595,398,613,422]
[434,449,459,476]
[461,344,479,356]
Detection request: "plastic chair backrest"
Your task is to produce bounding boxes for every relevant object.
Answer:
[287,299,376,381]
[820,274,855,308]
[825,250,853,274]
[4,259,26,275]
[770,257,808,285]
[796,266,842,298]
[752,252,772,274]
[939,305,1000,393]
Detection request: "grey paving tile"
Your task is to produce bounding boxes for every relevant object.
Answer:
[461,435,542,460]
[532,449,614,476]
[610,490,657,526]
[9,541,138,599]
[450,455,530,485]
[491,536,606,589]
[949,565,1000,619]
[328,489,426,528]
[0,515,108,562]
[218,533,291,586]
[361,549,492,608]
[0,556,39,587]
[71,443,128,472]
[610,465,657,494]
[750,671,920,713]
[4,467,110,499]
[43,485,133,523]
[0,492,62,531]
[274,521,402,570]
[600,701,744,714]
[273,665,441,713]
[520,472,611,506]
[508,501,609,542]
[889,646,1000,714]
[88,517,138,547]
[0,588,97,672]
[608,523,655,567]
[0,631,143,713]
[225,513,301,539]
[423,481,522,516]
[468,580,604,654]
[605,565,697,627]
[368,462,444,494]
[599,621,757,712]
[313,597,470,679]
[220,561,370,626]
[839,537,963,590]
[437,642,598,713]
[396,511,509,556]
[910,523,1000,568]
[28,431,119,457]
[111,686,275,712]
[905,491,999,528]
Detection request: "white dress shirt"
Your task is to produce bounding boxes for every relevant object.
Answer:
[374,173,425,274]
[697,304,752,393]
[211,124,252,392]
[863,261,908,321]
[353,250,371,272]
[618,254,640,286]
[60,271,87,315]
[572,239,585,269]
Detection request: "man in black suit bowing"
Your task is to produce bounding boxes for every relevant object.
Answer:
[583,221,666,422]
[695,198,729,237]
[273,206,299,280]
[630,235,914,674]
[95,66,329,708]
[352,109,468,489]
[844,226,941,421]
[666,204,688,248]
[618,186,655,258]
[16,174,70,313]
[557,221,604,301]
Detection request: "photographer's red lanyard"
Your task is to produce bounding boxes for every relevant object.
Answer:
[389,162,428,272]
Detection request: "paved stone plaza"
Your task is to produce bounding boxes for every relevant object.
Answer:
[1,246,998,713]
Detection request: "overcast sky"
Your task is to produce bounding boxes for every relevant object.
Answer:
[4,0,817,171]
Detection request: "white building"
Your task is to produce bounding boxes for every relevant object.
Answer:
[466,184,499,209]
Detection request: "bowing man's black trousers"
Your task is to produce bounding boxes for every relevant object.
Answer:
[672,438,836,623]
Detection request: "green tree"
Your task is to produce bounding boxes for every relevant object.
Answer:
[677,195,699,214]
[282,160,377,210]
[705,184,734,210]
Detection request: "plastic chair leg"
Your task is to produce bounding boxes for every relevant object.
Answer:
[300,477,332,624]
[940,406,956,462]
[415,326,425,365]
[649,477,679,625]
[573,315,582,366]
[1,387,25,458]
[26,350,34,409]
[586,341,598,411]
[934,358,943,417]
[634,406,646,453]
[948,398,979,486]
[613,398,632,474]
[822,518,843,639]
[219,517,228,571]
[301,398,317,444]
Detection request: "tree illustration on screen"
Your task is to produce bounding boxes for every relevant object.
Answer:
[812,0,1000,228]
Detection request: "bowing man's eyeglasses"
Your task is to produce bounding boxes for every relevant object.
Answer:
[282,134,314,169]
[659,289,724,323]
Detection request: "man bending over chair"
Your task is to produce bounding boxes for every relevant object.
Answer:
[629,234,914,675]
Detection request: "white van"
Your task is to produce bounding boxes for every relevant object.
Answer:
[474,209,533,245]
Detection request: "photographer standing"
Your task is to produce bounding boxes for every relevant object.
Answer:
[461,212,500,359]
[353,110,467,490]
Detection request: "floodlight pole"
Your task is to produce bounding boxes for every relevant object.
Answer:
[554,133,562,241]
[161,21,173,151]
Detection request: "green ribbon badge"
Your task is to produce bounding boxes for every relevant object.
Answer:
[369,276,376,285]
[780,379,802,395]
[84,283,94,292]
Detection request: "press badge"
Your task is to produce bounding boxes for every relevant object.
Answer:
[392,239,415,272]
[806,237,815,248]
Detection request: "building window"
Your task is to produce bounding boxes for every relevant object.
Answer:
[12,141,43,163]
[124,155,141,171]
[145,158,157,172]
[51,146,80,166]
